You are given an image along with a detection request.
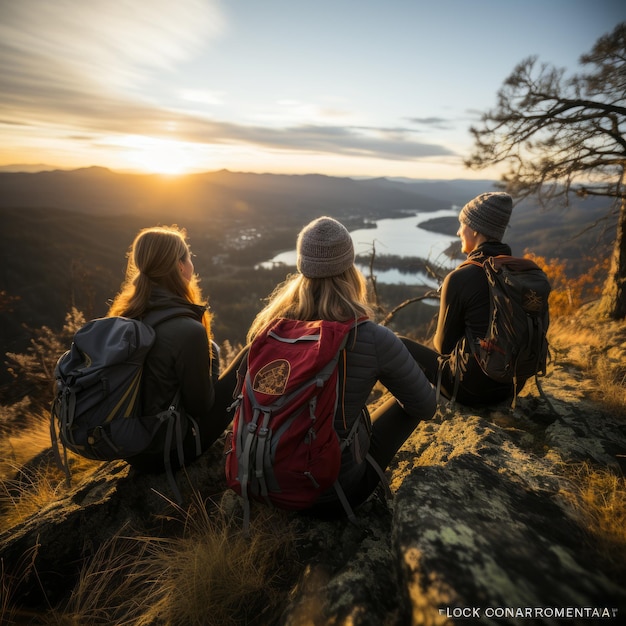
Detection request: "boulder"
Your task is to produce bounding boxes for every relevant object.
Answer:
[1,352,625,624]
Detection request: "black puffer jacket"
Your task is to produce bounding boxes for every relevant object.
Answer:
[330,320,436,491]
[141,286,218,432]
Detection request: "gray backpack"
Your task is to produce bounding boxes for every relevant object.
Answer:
[445,255,551,408]
[463,255,551,384]
[50,309,199,500]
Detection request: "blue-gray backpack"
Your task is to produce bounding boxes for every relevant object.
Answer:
[50,308,200,501]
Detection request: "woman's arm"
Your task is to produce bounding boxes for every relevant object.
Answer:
[433,270,468,354]
[175,320,216,419]
[375,325,437,420]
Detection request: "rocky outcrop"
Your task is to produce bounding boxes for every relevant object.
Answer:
[2,342,626,624]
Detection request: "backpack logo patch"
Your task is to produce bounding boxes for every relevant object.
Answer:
[252,359,291,395]
[522,288,544,313]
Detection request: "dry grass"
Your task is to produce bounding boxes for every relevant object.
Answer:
[559,462,626,580]
[129,496,298,626]
[0,467,65,534]
[0,412,53,481]
[0,542,41,626]
[546,313,626,580]
[0,413,100,533]
[548,313,626,418]
[28,535,145,626]
[32,492,299,626]
[0,414,65,533]
[591,356,626,416]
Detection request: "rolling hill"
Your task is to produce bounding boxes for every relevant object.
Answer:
[0,168,616,388]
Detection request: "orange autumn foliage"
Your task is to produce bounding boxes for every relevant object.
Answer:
[524,253,609,318]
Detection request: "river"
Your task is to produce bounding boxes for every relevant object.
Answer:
[260,209,460,285]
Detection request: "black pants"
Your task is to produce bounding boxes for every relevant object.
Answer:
[128,347,248,473]
[303,396,421,518]
[399,337,516,407]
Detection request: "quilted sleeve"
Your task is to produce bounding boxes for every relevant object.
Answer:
[373,324,437,420]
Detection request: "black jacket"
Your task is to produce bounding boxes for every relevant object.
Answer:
[434,241,516,402]
[141,286,218,425]
[434,241,512,354]
[330,320,436,492]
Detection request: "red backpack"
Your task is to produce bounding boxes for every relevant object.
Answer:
[225,318,358,524]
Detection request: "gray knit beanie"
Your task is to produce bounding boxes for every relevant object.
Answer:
[297,216,355,278]
[459,192,513,241]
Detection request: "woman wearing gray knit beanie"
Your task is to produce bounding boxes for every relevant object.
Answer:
[402,191,535,406]
[245,216,436,519]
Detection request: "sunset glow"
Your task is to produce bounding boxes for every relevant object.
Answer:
[0,0,623,178]
[111,136,210,175]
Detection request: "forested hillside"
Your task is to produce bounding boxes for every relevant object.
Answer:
[0,168,615,389]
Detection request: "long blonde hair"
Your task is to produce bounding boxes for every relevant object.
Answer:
[247,265,373,343]
[108,225,212,337]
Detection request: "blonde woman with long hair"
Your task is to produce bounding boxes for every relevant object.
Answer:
[245,216,436,518]
[108,225,236,472]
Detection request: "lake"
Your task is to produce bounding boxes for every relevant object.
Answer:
[260,209,460,285]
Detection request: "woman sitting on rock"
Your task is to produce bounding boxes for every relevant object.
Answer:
[107,225,242,472]
[231,216,437,519]
[402,192,545,406]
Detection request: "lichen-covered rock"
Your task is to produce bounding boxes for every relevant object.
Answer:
[281,360,626,625]
[2,342,626,624]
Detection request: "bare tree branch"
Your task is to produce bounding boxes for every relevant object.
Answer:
[379,291,440,327]
[465,22,626,317]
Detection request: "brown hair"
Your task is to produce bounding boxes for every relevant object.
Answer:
[108,225,212,337]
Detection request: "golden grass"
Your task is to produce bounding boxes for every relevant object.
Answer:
[0,467,65,534]
[33,492,299,626]
[591,355,626,416]
[0,543,41,626]
[548,316,626,418]
[45,535,151,626]
[130,495,298,626]
[0,414,65,533]
[0,413,53,481]
[559,462,626,579]
[0,414,100,533]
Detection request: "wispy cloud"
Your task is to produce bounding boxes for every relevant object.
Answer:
[0,0,223,91]
[408,117,456,130]
[0,0,455,162]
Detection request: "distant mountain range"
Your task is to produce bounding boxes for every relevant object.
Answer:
[0,163,61,173]
[0,166,498,221]
[0,166,612,260]
[0,167,615,389]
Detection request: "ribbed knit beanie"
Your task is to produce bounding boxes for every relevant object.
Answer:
[459,192,513,241]
[297,216,355,278]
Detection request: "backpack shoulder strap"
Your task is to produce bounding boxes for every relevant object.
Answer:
[457,258,485,270]
[489,255,544,272]
[142,306,203,328]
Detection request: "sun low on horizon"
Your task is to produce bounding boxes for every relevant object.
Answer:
[80,132,495,180]
[109,136,212,176]
[0,1,622,181]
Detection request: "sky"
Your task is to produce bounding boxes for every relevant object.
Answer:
[0,0,624,180]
